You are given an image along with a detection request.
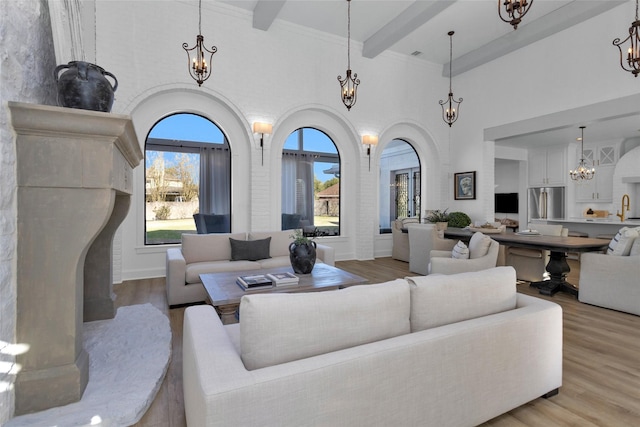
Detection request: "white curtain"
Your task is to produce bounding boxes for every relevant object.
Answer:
[282,154,297,214]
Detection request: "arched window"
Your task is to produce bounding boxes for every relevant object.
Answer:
[282,128,340,236]
[144,113,231,244]
[379,139,421,233]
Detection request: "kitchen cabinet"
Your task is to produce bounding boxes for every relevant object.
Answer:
[528,146,566,187]
[574,142,618,202]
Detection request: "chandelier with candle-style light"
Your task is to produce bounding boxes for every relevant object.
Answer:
[498,0,534,30]
[569,126,596,182]
[613,0,640,77]
[337,0,360,111]
[182,0,217,86]
[439,31,462,127]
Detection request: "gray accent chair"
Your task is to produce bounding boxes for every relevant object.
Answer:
[391,217,420,262]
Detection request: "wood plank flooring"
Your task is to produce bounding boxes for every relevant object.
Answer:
[113,258,640,426]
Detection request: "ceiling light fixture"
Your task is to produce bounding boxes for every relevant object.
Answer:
[337,0,360,111]
[613,0,640,77]
[182,0,217,86]
[498,0,534,30]
[569,126,595,182]
[439,31,462,127]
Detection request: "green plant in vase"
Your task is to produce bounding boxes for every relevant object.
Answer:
[448,211,472,228]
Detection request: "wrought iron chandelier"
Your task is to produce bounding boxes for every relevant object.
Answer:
[337,0,360,111]
[498,0,534,30]
[182,0,217,86]
[569,126,595,182]
[439,31,462,127]
[613,0,640,77]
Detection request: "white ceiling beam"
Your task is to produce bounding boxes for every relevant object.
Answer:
[362,0,458,59]
[253,0,287,31]
[446,0,627,77]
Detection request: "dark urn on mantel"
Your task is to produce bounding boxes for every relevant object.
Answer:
[54,61,118,112]
[289,239,317,274]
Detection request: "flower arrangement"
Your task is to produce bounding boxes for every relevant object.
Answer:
[425,209,450,223]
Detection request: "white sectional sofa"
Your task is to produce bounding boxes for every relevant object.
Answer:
[183,267,563,426]
[166,230,334,306]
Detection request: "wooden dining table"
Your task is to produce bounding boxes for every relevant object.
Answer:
[443,228,610,297]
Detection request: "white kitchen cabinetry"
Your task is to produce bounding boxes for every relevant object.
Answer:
[574,142,618,202]
[528,146,566,187]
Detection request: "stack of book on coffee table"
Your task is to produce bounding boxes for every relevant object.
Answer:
[266,272,299,287]
[236,274,273,291]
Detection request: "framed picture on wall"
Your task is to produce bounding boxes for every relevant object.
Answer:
[454,171,476,200]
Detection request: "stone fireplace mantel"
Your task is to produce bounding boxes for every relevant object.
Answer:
[9,102,143,415]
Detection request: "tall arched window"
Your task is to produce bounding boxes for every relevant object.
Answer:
[379,139,421,233]
[282,128,341,236]
[144,113,231,244]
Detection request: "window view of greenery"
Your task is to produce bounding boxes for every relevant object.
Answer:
[145,113,230,244]
[379,139,420,233]
[282,128,340,236]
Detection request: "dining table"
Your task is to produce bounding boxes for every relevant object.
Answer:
[443,228,610,297]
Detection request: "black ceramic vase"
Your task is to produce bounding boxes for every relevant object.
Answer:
[289,241,317,274]
[54,61,118,112]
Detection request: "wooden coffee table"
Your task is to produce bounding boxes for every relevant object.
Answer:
[201,263,368,324]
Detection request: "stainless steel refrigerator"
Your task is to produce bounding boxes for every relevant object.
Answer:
[528,187,565,220]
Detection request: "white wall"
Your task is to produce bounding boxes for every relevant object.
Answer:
[63,1,640,280]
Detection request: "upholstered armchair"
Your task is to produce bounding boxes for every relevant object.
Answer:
[407,223,457,275]
[193,213,231,234]
[392,217,420,262]
[429,232,500,275]
[505,223,568,282]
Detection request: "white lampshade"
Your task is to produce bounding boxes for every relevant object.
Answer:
[253,122,272,134]
[362,135,378,146]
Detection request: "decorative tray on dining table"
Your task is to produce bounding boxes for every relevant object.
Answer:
[467,225,503,234]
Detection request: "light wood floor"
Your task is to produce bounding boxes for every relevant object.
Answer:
[114,258,640,426]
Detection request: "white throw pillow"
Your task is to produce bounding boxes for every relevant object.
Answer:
[468,232,492,259]
[451,240,469,259]
[239,279,411,370]
[607,227,639,256]
[407,266,517,332]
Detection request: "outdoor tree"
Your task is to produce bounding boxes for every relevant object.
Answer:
[146,152,169,202]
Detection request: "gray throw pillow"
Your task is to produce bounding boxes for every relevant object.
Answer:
[229,237,271,261]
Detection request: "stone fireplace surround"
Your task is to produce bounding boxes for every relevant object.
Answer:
[9,102,143,415]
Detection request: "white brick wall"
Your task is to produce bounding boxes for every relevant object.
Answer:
[0,1,57,422]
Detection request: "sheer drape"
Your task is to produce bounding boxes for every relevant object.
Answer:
[282,153,314,223]
[200,146,230,215]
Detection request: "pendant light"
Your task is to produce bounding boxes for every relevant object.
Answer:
[569,126,595,182]
[439,31,462,127]
[337,0,360,111]
[182,0,218,86]
[613,0,640,77]
[498,0,534,30]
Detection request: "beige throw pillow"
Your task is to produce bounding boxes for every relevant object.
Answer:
[468,232,492,259]
[181,232,246,264]
[239,279,410,370]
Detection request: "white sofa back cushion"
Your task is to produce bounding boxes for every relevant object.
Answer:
[249,230,294,258]
[407,266,517,332]
[181,232,246,264]
[239,279,410,370]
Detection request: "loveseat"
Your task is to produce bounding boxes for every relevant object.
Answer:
[183,267,563,426]
[166,230,335,306]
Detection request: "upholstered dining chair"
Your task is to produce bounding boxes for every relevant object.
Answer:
[505,223,568,282]
[407,223,458,275]
[391,217,420,262]
[429,232,500,275]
